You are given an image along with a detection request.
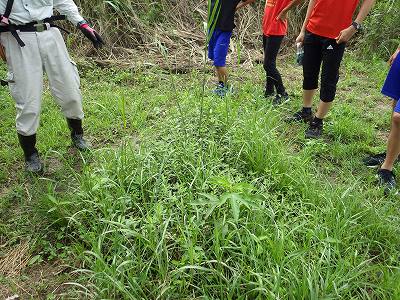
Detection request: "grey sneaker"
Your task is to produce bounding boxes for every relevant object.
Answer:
[25,152,43,174]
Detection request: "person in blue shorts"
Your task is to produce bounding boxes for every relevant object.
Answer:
[208,0,255,96]
[363,46,400,193]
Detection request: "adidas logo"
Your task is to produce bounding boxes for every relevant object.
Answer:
[327,45,334,50]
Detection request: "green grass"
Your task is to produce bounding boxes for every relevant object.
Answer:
[0,53,399,299]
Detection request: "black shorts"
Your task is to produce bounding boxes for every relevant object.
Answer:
[303,31,346,102]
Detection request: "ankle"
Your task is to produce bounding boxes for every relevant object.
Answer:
[313,116,323,124]
[381,163,393,172]
[18,133,38,160]
[277,89,287,96]
[302,107,312,114]
[67,118,84,135]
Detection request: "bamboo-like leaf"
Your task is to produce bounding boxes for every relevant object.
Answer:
[195,193,220,205]
[230,198,241,222]
[239,195,262,210]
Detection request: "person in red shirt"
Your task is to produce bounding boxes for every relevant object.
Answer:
[262,0,302,105]
[288,0,375,138]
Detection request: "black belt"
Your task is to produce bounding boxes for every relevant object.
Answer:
[0,15,68,47]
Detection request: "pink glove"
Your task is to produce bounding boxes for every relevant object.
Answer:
[79,21,104,49]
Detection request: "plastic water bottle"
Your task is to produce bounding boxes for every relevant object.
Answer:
[296,43,304,66]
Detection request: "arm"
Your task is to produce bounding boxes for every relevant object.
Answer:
[54,0,104,49]
[354,0,376,25]
[336,0,376,44]
[236,0,256,11]
[389,46,400,65]
[276,0,303,21]
[300,0,316,34]
[296,0,317,45]
[53,0,84,26]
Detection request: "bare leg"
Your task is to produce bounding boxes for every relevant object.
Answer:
[381,104,400,171]
[315,100,333,119]
[303,89,317,108]
[216,66,228,84]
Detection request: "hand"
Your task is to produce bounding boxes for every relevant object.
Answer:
[276,9,288,21]
[389,48,400,65]
[335,25,357,44]
[0,15,9,26]
[236,3,245,10]
[79,22,104,49]
[296,31,305,46]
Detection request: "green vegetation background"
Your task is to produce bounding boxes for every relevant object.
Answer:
[73,0,399,58]
[0,0,400,298]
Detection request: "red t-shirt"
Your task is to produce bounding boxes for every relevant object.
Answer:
[262,0,291,36]
[307,0,360,39]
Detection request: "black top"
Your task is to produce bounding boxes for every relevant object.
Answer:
[210,0,243,32]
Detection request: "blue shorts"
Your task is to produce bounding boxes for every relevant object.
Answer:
[208,29,232,67]
[382,53,400,113]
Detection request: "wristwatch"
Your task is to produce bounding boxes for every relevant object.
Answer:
[351,21,362,31]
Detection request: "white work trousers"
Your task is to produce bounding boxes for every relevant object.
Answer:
[1,28,84,136]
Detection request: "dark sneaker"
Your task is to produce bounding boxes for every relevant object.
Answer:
[377,169,396,195]
[72,134,89,151]
[287,110,313,123]
[264,89,275,98]
[363,152,400,168]
[305,120,323,139]
[212,83,229,97]
[273,93,289,106]
[363,152,386,168]
[25,152,43,174]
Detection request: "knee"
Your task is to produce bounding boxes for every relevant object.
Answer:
[16,111,40,136]
[392,113,400,126]
[320,82,337,102]
[303,76,318,90]
[61,95,83,117]
[264,60,276,73]
[64,96,82,108]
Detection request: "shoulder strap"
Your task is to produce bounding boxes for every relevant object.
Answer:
[1,0,14,25]
[4,0,15,19]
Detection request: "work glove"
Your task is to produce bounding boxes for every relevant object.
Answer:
[0,15,9,26]
[78,21,104,49]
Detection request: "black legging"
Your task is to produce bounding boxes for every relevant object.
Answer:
[302,31,346,102]
[263,35,286,95]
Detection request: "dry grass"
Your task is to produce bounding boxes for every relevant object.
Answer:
[73,0,307,69]
[0,241,30,278]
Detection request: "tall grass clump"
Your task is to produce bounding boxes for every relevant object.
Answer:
[359,0,400,59]
[70,0,399,66]
[42,77,400,298]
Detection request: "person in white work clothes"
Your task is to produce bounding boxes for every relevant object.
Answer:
[0,0,104,173]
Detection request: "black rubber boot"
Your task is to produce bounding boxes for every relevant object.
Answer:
[67,118,89,151]
[18,133,43,173]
